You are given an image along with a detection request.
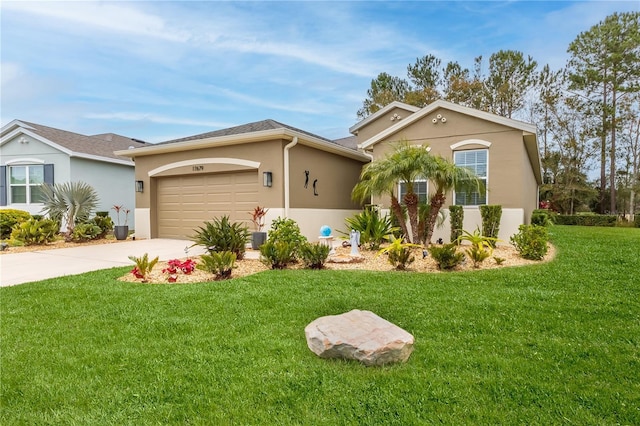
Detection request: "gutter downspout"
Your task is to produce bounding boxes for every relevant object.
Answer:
[284,137,298,218]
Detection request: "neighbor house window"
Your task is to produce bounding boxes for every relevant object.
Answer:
[10,165,45,204]
[453,149,487,205]
[398,180,428,204]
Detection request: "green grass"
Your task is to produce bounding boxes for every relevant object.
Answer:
[1,226,639,425]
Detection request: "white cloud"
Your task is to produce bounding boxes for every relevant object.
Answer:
[83,112,231,129]
[1,1,189,42]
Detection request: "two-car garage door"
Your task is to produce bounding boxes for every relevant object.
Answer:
[156,171,258,239]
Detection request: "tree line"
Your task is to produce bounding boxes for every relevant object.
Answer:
[357,12,640,218]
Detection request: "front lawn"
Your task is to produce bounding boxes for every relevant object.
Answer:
[1,226,639,424]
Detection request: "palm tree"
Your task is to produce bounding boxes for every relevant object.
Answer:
[352,141,432,243]
[422,155,484,244]
[352,157,409,240]
[40,181,99,241]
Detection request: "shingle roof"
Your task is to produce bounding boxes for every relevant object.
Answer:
[332,135,358,150]
[160,119,336,145]
[18,121,148,162]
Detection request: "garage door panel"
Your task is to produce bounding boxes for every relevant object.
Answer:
[157,171,258,239]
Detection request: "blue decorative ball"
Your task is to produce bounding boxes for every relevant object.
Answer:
[320,225,332,236]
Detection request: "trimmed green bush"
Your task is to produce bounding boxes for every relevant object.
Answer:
[299,242,331,269]
[428,243,465,270]
[71,223,102,242]
[90,215,114,239]
[267,217,307,247]
[510,224,549,260]
[634,214,640,228]
[555,214,616,227]
[192,215,250,260]
[0,209,31,239]
[480,205,502,246]
[10,218,59,246]
[259,241,297,269]
[531,209,556,227]
[449,205,463,244]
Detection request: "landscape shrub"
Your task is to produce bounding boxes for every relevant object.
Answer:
[259,241,298,269]
[162,258,197,282]
[449,205,463,244]
[531,209,555,227]
[0,209,31,239]
[128,253,159,282]
[510,224,549,260]
[427,243,465,270]
[10,217,59,245]
[71,223,102,242]
[197,251,236,280]
[635,214,640,228]
[377,236,421,270]
[342,207,397,250]
[267,217,307,246]
[90,215,114,238]
[40,181,99,240]
[480,205,502,246]
[192,215,250,260]
[555,214,616,227]
[457,229,497,268]
[299,242,331,269]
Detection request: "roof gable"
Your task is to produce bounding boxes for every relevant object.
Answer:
[1,120,147,166]
[349,101,420,135]
[358,100,537,150]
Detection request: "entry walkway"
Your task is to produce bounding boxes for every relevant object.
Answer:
[0,239,258,287]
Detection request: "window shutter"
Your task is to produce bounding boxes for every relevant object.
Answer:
[44,164,54,186]
[0,165,6,206]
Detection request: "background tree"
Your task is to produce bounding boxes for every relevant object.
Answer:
[357,72,411,119]
[405,54,442,107]
[484,50,538,118]
[567,11,640,214]
[533,64,565,183]
[442,58,485,109]
[617,94,640,217]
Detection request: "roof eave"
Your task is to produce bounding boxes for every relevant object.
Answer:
[116,128,370,162]
[358,100,538,150]
[349,101,420,135]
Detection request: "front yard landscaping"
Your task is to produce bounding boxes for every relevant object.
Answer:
[1,225,639,424]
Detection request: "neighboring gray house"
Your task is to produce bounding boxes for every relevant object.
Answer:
[0,120,147,228]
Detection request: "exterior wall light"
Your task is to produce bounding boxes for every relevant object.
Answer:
[263,171,273,187]
[135,180,144,193]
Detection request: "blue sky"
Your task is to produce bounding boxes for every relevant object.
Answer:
[1,1,637,143]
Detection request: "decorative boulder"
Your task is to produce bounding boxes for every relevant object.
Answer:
[304,309,414,366]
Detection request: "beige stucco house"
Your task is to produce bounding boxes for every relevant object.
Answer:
[115,120,369,240]
[350,100,541,242]
[117,100,541,243]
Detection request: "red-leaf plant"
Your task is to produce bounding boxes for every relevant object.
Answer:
[162,258,197,282]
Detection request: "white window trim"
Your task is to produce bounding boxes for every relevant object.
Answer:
[5,158,45,165]
[450,139,492,150]
[452,148,489,206]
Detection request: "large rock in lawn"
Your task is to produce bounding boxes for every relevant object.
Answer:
[304,309,414,366]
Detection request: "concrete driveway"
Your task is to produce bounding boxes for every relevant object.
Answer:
[0,239,216,287]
